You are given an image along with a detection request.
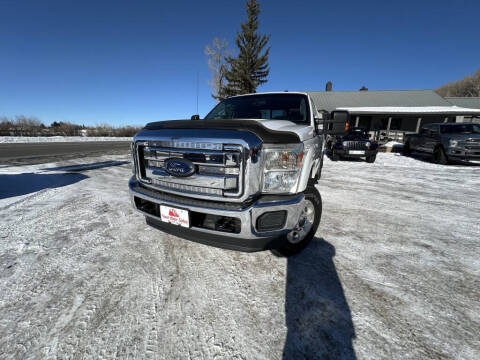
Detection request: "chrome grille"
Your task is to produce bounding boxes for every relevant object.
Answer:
[459,138,480,150]
[136,141,243,198]
[343,141,368,150]
[465,144,480,150]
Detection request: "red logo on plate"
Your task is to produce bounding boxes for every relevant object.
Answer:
[169,209,179,217]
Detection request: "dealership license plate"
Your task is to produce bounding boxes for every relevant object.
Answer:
[349,150,365,155]
[160,205,190,227]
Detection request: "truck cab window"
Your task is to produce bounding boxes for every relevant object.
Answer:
[205,93,310,124]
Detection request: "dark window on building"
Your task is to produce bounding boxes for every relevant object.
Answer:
[390,118,402,130]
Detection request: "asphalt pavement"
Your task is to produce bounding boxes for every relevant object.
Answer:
[0,141,131,165]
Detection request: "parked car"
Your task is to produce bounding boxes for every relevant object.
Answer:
[129,92,347,256]
[327,127,378,163]
[404,122,480,164]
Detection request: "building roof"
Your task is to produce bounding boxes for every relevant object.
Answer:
[307,90,452,112]
[445,97,480,109]
[337,106,480,115]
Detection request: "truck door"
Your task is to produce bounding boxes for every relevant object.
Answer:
[424,124,440,153]
[415,126,429,152]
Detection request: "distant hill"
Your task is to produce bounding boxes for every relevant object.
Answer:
[436,69,480,97]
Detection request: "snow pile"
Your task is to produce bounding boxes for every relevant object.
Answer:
[0,136,132,143]
[383,141,403,148]
[0,153,479,359]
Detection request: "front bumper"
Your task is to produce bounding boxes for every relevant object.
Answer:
[129,177,306,252]
[447,148,480,163]
[334,148,378,157]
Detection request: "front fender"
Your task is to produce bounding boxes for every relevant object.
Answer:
[296,139,322,192]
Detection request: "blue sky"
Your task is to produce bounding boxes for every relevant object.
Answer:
[1,0,479,126]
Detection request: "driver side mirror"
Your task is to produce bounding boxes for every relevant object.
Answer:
[314,113,326,132]
[191,114,200,120]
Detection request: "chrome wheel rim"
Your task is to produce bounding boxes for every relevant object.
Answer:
[287,199,315,244]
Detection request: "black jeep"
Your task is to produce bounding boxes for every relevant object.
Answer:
[327,127,378,163]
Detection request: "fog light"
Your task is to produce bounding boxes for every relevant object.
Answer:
[256,211,287,231]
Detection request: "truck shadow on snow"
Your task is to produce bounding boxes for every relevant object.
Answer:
[282,237,356,360]
[0,173,88,199]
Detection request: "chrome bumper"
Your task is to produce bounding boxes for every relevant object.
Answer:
[129,176,305,251]
[447,148,480,162]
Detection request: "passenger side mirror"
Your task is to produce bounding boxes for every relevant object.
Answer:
[191,114,200,120]
[323,110,350,135]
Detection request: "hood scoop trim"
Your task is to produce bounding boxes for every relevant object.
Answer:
[144,119,300,144]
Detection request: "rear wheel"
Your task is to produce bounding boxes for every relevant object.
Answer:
[272,186,322,257]
[366,154,376,163]
[433,146,448,165]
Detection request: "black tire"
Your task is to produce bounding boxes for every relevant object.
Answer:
[366,154,376,163]
[433,146,448,165]
[331,152,340,161]
[272,186,322,257]
[403,142,411,156]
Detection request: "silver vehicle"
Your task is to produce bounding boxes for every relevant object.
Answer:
[129,92,345,256]
[404,122,480,164]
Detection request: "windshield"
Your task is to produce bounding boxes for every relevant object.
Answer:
[204,94,310,124]
[440,124,480,134]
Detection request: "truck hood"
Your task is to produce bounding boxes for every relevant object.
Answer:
[252,119,314,142]
[143,118,314,144]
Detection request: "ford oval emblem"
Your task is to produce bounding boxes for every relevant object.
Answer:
[164,158,195,177]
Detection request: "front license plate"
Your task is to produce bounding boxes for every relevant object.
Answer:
[160,205,190,227]
[349,150,365,155]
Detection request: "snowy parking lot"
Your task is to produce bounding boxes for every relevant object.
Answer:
[0,152,479,359]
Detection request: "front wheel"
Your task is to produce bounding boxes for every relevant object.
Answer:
[403,141,411,156]
[366,154,377,163]
[433,146,448,165]
[272,186,322,257]
[331,152,340,161]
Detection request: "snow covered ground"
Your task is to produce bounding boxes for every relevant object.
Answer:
[0,136,132,143]
[0,153,479,359]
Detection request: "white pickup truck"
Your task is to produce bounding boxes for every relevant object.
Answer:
[129,92,347,256]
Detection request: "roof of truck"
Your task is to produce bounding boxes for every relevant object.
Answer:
[228,92,309,98]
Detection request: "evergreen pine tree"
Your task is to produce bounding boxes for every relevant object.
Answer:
[223,0,270,97]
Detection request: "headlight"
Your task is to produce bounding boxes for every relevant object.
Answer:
[449,139,458,148]
[365,142,371,148]
[262,144,304,193]
[342,141,347,147]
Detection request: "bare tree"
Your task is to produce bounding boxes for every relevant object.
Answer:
[205,38,232,101]
[13,115,43,135]
[436,69,480,97]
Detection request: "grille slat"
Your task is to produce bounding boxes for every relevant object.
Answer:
[136,142,243,198]
[344,141,368,150]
